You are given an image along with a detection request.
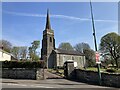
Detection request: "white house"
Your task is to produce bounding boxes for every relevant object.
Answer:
[0,49,13,61]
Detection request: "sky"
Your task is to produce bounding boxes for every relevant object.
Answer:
[2,2,118,52]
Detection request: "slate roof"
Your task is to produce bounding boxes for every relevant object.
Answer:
[54,48,84,56]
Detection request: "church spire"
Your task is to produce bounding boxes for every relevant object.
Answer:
[45,9,51,30]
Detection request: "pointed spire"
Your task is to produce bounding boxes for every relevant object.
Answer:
[45,9,51,30]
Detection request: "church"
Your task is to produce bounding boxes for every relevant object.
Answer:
[41,10,86,68]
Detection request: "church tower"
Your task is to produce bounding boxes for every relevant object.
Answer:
[41,9,55,68]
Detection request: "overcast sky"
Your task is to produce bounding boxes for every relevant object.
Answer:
[2,2,118,51]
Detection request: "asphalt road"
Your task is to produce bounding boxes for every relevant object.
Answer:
[1,78,119,90]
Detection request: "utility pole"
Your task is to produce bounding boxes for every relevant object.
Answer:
[90,0,102,85]
[1,45,3,57]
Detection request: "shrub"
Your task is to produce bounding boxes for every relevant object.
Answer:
[1,60,44,68]
[106,68,116,73]
[57,66,64,69]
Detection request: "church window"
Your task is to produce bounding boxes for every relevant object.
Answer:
[79,57,81,60]
[72,57,74,60]
[63,56,66,63]
[50,37,52,42]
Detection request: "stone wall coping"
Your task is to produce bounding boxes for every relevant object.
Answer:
[2,68,42,70]
[76,69,120,75]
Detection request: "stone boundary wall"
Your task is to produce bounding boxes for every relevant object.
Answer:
[74,69,120,88]
[2,68,44,80]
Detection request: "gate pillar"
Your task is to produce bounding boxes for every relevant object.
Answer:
[64,60,75,79]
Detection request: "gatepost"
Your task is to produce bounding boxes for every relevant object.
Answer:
[64,60,75,79]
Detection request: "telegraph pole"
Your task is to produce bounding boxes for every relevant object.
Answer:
[90,0,102,85]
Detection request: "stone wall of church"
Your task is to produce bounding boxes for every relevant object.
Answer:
[56,54,85,68]
[48,53,55,68]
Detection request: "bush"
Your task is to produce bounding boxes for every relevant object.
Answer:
[57,66,64,69]
[106,68,116,73]
[1,60,44,68]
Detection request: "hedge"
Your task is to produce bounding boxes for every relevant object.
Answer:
[106,68,116,73]
[1,60,44,68]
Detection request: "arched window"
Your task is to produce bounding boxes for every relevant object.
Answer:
[63,56,66,63]
[50,37,52,42]
[79,57,81,60]
[72,57,74,60]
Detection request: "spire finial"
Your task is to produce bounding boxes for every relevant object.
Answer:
[45,9,51,30]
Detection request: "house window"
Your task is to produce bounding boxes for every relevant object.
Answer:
[50,37,52,42]
[2,52,3,57]
[1,52,3,57]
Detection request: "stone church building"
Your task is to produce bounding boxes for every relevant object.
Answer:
[41,10,85,68]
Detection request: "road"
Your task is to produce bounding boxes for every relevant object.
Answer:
[1,78,119,90]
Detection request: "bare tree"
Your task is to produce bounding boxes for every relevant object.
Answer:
[74,42,90,53]
[0,39,12,53]
[58,42,74,51]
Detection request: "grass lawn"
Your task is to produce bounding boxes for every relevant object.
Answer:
[85,67,120,74]
[115,69,120,73]
[47,67,120,75]
[85,67,106,72]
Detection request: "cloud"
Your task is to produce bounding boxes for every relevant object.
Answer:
[2,10,118,49]
[3,10,117,23]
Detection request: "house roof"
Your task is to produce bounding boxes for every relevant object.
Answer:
[54,48,84,56]
[0,49,16,59]
[0,49,11,55]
